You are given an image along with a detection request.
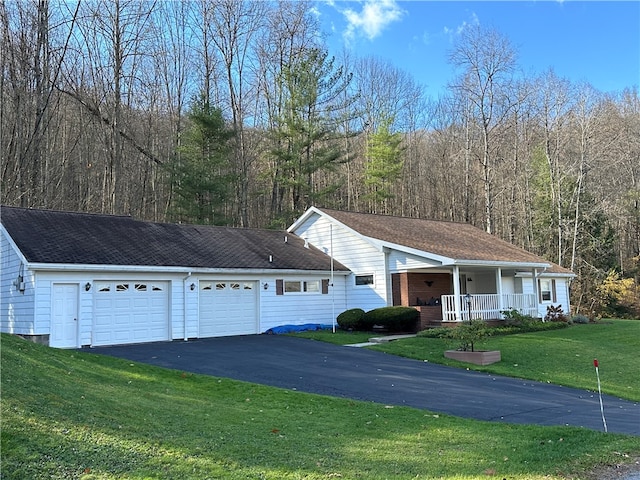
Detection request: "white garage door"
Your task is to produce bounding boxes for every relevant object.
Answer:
[199,281,258,337]
[93,281,169,346]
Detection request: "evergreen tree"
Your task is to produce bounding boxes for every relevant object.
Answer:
[363,115,404,213]
[167,97,235,225]
[268,47,356,226]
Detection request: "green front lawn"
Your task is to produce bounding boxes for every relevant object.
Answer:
[368,319,640,402]
[2,330,639,479]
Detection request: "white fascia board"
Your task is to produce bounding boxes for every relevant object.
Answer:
[0,225,29,265]
[515,271,576,278]
[453,259,550,269]
[26,263,350,276]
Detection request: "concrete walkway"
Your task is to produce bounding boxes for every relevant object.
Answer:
[344,333,416,347]
[90,335,640,436]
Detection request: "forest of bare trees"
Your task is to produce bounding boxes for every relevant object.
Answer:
[2,0,639,317]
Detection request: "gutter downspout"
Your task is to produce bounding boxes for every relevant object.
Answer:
[183,272,192,341]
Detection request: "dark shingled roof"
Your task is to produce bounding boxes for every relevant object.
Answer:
[1,206,348,271]
[317,208,573,274]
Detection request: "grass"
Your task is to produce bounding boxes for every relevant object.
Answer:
[2,331,640,480]
[367,319,640,402]
[289,329,376,345]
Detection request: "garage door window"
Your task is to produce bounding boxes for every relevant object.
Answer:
[135,283,147,291]
[116,283,129,292]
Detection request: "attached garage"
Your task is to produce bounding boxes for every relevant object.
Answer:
[2,206,350,348]
[199,280,258,337]
[92,281,169,346]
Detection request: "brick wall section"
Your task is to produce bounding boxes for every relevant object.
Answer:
[414,306,443,329]
[393,272,452,329]
[392,273,451,306]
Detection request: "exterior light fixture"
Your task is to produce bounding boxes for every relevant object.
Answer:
[190,283,196,291]
[263,282,269,290]
[85,282,91,291]
[464,293,472,320]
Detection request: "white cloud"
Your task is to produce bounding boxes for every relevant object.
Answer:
[341,0,406,42]
[443,12,479,40]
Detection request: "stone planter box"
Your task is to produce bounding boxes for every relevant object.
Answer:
[444,350,501,365]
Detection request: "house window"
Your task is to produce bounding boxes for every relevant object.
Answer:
[276,279,328,295]
[539,279,556,302]
[304,280,320,293]
[284,280,320,293]
[355,274,374,286]
[284,281,302,293]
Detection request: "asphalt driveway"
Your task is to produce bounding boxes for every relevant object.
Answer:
[89,335,639,436]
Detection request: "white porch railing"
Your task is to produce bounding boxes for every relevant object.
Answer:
[441,294,538,322]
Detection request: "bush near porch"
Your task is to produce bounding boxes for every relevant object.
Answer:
[337,306,419,333]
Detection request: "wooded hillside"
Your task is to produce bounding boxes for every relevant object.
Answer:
[2,1,638,317]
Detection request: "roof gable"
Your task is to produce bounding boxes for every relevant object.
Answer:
[313,208,573,274]
[1,206,348,272]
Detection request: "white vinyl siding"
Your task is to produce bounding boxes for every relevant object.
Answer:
[0,230,35,335]
[387,250,442,272]
[259,274,348,332]
[292,214,387,311]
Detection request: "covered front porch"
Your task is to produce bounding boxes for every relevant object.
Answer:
[391,266,542,329]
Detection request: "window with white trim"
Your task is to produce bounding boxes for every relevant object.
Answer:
[284,280,320,293]
[538,279,556,302]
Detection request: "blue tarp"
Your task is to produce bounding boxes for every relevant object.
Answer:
[265,323,333,335]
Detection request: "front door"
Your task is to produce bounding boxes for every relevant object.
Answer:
[51,283,79,348]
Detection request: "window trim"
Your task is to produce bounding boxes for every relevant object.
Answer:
[538,279,557,303]
[276,278,327,295]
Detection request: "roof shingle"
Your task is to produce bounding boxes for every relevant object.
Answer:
[1,206,347,272]
[317,208,573,274]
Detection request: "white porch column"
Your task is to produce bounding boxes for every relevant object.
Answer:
[495,267,503,314]
[531,268,539,317]
[452,265,462,321]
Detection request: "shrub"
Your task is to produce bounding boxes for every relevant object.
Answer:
[570,314,590,324]
[448,319,490,352]
[545,305,568,322]
[501,308,539,328]
[336,308,366,330]
[362,306,419,333]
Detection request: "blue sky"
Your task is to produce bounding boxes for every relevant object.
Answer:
[315,1,640,97]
